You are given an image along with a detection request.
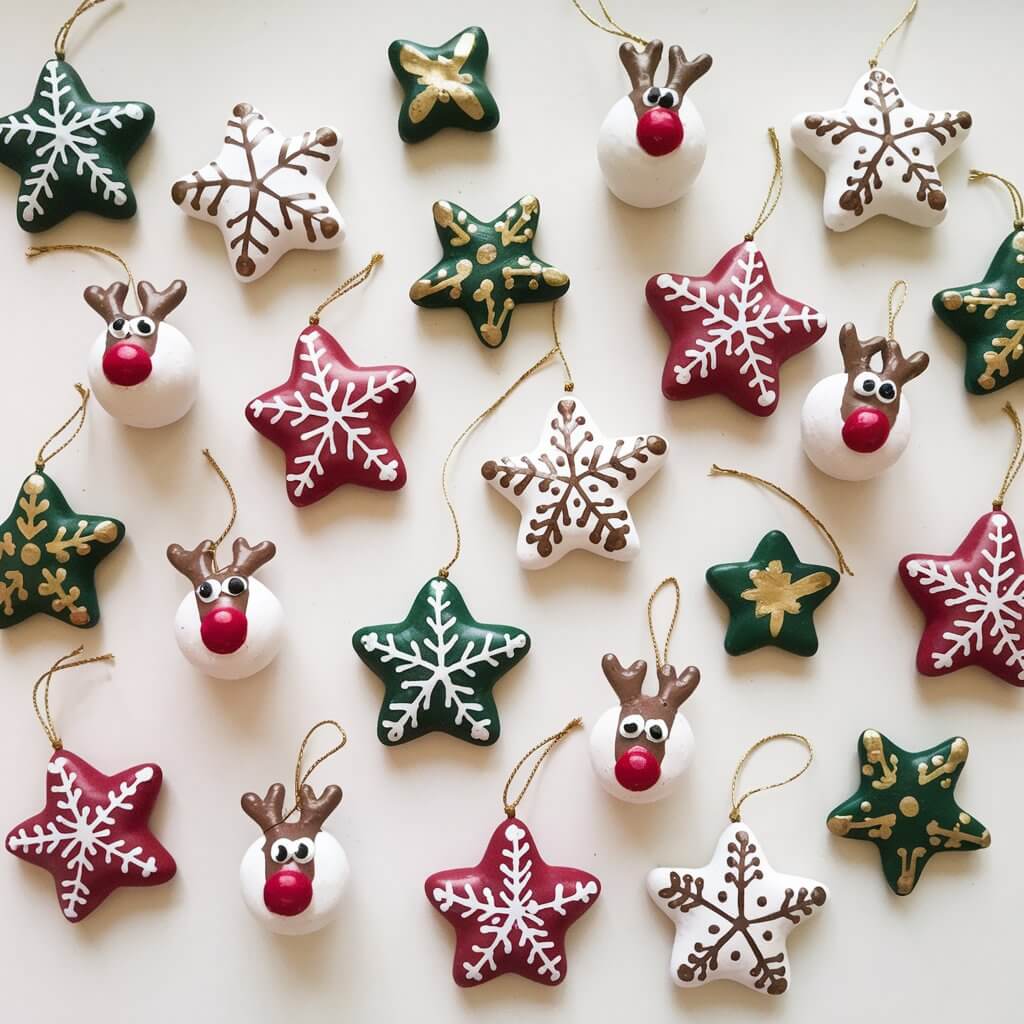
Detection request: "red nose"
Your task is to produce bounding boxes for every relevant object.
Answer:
[842,406,891,453]
[614,745,661,792]
[200,606,248,654]
[636,108,684,156]
[102,342,152,386]
[263,868,313,917]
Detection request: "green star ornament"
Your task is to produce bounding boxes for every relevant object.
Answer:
[0,59,154,232]
[0,470,124,629]
[827,730,991,895]
[409,194,571,348]
[933,227,1024,394]
[388,26,499,144]
[352,576,530,747]
[705,530,839,657]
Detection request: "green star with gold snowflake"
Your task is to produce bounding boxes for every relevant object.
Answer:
[408,194,570,348]
[0,470,124,629]
[827,730,991,895]
[705,530,839,657]
[388,26,499,144]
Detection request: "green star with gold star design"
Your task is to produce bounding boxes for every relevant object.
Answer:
[933,228,1024,395]
[408,194,571,348]
[388,26,499,144]
[0,470,124,629]
[827,730,991,895]
[705,530,839,656]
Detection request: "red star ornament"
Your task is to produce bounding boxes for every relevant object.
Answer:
[6,749,176,922]
[646,239,827,416]
[425,816,600,987]
[246,323,416,507]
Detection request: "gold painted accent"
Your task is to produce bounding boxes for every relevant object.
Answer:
[926,819,991,850]
[432,202,472,246]
[20,543,40,566]
[896,846,926,894]
[399,34,484,125]
[899,795,920,817]
[947,287,1016,318]
[472,279,515,346]
[44,519,118,563]
[38,567,88,625]
[1014,233,1024,252]
[959,812,971,824]
[740,560,833,637]
[0,531,14,560]
[0,570,27,615]
[496,196,538,246]
[918,738,968,786]
[827,813,896,839]
[542,267,569,287]
[860,800,872,812]
[17,481,49,542]
[863,730,899,790]
[24,475,44,495]
[980,320,1024,391]
[410,257,473,301]
[476,243,497,265]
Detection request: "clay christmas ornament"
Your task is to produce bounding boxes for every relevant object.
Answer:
[827,730,990,895]
[171,103,343,282]
[388,27,499,144]
[353,576,530,746]
[409,195,569,348]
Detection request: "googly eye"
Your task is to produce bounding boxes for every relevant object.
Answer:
[618,714,645,740]
[853,371,881,398]
[270,839,291,864]
[643,87,662,107]
[108,317,129,340]
[658,88,679,108]
[645,719,669,743]
[291,838,315,864]
[129,316,156,337]
[196,579,221,603]
[876,380,898,404]
[224,576,248,597]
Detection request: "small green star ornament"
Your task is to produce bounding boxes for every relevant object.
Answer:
[706,530,839,656]
[388,26,499,144]
[409,194,570,348]
[0,470,124,629]
[352,576,530,746]
[0,59,154,232]
[933,227,1024,394]
[827,730,991,895]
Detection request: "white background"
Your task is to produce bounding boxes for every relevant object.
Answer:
[0,1,1020,1020]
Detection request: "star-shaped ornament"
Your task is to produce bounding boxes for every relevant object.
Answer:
[646,239,826,416]
[352,576,530,746]
[6,748,176,921]
[706,531,839,656]
[388,26,499,143]
[648,822,827,995]
[409,195,570,347]
[482,396,667,568]
[171,103,344,282]
[426,816,600,987]
[246,323,416,507]
[900,509,1024,686]
[0,59,153,232]
[0,471,124,629]
[792,67,972,231]
[933,229,1024,394]
[826,730,990,895]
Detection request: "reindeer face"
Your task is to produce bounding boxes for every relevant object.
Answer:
[240,783,349,935]
[166,536,284,679]
[589,654,699,804]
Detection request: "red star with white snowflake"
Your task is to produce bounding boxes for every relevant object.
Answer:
[899,509,1024,687]
[246,324,416,507]
[6,749,176,922]
[646,239,826,416]
[425,817,600,987]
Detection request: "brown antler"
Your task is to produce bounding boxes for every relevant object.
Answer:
[83,281,129,324]
[657,664,701,711]
[241,782,286,830]
[297,784,343,831]
[882,340,930,387]
[838,322,887,373]
[138,279,188,322]
[618,39,664,90]
[602,654,648,702]
[166,540,217,584]
[229,537,277,576]
[665,46,713,100]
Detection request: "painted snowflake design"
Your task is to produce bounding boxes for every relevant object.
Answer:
[247,325,415,506]
[648,823,827,995]
[171,103,344,282]
[481,396,667,568]
[426,819,600,986]
[646,240,826,416]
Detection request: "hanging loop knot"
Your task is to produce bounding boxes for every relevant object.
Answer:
[279,720,348,823]
[36,383,90,470]
[729,732,814,823]
[745,128,783,242]
[32,645,115,750]
[886,279,908,341]
[54,0,109,61]
[570,0,649,46]
[647,577,681,671]
[502,718,582,818]
[868,0,918,68]
[969,169,1024,230]
[994,403,1024,510]
[201,449,238,570]
[309,253,383,326]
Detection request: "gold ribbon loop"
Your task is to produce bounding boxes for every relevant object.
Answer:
[201,449,238,567]
[729,732,814,823]
[309,253,383,326]
[969,170,1024,229]
[55,0,109,61]
[886,279,908,341]
[32,646,115,749]
[745,128,783,241]
[36,383,90,470]
[994,403,1024,510]
[868,0,918,68]
[570,0,648,46]
[27,243,138,309]
[502,718,583,818]
[647,577,680,671]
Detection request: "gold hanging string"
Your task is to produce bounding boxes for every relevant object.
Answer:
[32,645,115,750]
[868,0,918,68]
[309,252,383,326]
[886,279,908,340]
[969,170,1024,229]
[729,732,814,823]
[994,403,1024,510]
[709,465,854,575]
[36,383,90,470]
[201,448,237,568]
[744,128,784,241]
[570,0,648,46]
[276,720,348,822]
[502,718,583,818]
[550,303,575,393]
[55,0,109,61]
[26,243,137,311]
[647,577,680,671]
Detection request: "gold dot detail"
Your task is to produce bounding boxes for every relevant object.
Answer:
[476,243,497,265]
[20,543,40,566]
[959,812,971,825]
[24,475,45,495]
[860,801,872,812]
[899,796,919,818]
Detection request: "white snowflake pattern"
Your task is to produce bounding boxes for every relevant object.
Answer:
[431,822,599,983]
[903,513,1024,680]
[6,758,160,920]
[0,61,147,224]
